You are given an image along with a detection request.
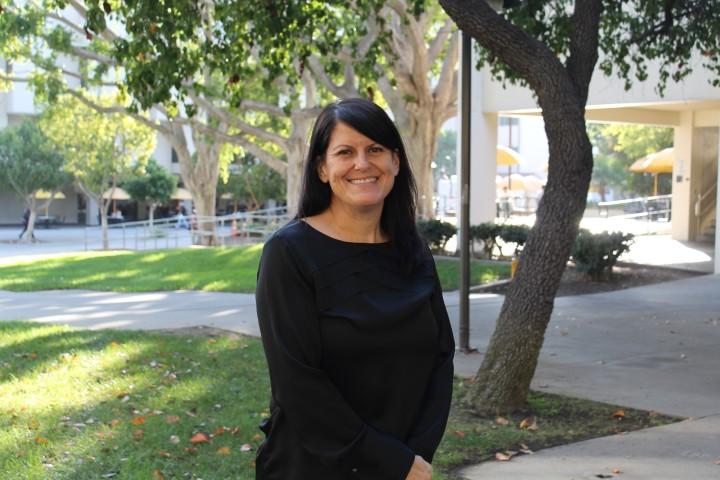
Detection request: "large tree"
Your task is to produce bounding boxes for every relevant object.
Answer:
[39,94,155,250]
[438,0,720,414]
[0,121,69,243]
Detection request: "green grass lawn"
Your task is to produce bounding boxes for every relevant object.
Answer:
[0,322,676,480]
[0,247,509,293]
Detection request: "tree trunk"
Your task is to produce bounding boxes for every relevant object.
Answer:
[285,115,314,216]
[402,112,440,219]
[170,123,224,246]
[24,201,37,244]
[100,206,109,250]
[149,203,156,229]
[439,0,601,415]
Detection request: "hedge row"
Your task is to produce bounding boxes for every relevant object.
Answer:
[417,220,634,280]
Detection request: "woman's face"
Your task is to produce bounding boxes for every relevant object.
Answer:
[318,122,399,213]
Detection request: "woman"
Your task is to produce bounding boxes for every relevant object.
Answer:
[255,98,454,480]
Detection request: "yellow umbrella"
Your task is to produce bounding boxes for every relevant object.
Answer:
[102,187,130,213]
[102,187,131,200]
[496,145,524,189]
[34,190,66,200]
[496,145,522,166]
[172,187,194,201]
[496,174,544,193]
[629,147,674,195]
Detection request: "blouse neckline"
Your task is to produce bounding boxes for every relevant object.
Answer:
[297,218,392,247]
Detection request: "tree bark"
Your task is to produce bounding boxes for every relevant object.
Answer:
[439,0,601,414]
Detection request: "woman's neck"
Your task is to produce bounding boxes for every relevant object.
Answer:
[308,204,387,243]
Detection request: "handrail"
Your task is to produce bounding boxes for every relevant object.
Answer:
[597,194,672,208]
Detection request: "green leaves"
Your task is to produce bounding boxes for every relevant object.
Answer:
[0,122,69,200]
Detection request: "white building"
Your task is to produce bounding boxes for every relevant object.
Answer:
[465,49,719,273]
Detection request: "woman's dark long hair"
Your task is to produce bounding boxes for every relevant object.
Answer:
[297,98,423,269]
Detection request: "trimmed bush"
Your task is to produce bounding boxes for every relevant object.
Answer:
[417,219,457,253]
[470,222,502,259]
[499,224,531,256]
[571,229,634,280]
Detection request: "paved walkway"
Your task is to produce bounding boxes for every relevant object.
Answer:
[2,274,719,478]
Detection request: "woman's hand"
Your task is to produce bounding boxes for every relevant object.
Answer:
[405,455,432,480]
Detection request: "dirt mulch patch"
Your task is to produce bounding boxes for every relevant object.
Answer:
[473,262,705,297]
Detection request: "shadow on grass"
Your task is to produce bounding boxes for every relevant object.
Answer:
[0,322,270,479]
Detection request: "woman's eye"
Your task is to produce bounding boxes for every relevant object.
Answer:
[369,146,384,154]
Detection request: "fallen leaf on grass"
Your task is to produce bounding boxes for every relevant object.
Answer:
[495,451,517,461]
[131,416,145,426]
[252,433,263,442]
[495,417,509,425]
[518,417,535,429]
[157,451,171,458]
[217,447,231,455]
[153,470,165,480]
[110,419,121,428]
[190,432,211,444]
[240,444,252,452]
[184,447,198,454]
[612,410,625,419]
[214,427,227,436]
[165,415,180,424]
[35,436,48,444]
[133,429,144,440]
[169,435,180,444]
[519,443,534,454]
[453,430,466,439]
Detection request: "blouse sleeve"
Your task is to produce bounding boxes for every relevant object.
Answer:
[405,257,455,462]
[256,235,416,479]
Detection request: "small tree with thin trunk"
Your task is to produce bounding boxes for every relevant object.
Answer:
[124,158,178,228]
[39,94,155,250]
[0,121,69,243]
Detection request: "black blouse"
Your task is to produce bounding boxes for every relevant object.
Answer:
[255,219,454,480]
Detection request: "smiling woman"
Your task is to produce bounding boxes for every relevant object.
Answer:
[254,99,454,480]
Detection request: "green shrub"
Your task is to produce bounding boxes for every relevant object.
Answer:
[571,229,634,280]
[417,219,457,253]
[469,222,502,259]
[499,224,531,256]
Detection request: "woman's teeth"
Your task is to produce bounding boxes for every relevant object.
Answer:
[349,177,378,184]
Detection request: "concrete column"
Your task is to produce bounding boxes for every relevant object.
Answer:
[87,196,100,226]
[672,112,694,241]
[468,67,498,225]
[715,135,720,274]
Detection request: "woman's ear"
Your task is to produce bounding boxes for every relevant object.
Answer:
[392,152,400,176]
[317,160,328,183]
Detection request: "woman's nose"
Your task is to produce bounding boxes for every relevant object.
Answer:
[353,152,370,169]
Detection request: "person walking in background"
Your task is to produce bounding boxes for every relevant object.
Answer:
[255,98,454,480]
[175,205,189,229]
[18,208,35,241]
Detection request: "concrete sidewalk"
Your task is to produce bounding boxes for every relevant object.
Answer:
[2,274,719,478]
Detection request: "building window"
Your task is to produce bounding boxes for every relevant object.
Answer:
[171,149,179,164]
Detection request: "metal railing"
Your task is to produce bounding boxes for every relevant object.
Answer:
[83,206,290,251]
[597,194,672,222]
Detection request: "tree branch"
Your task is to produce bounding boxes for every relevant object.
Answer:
[65,89,171,136]
[566,0,603,105]
[195,125,288,176]
[307,55,358,98]
[428,18,456,65]
[433,30,459,109]
[189,93,289,151]
[68,0,120,43]
[438,0,568,100]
